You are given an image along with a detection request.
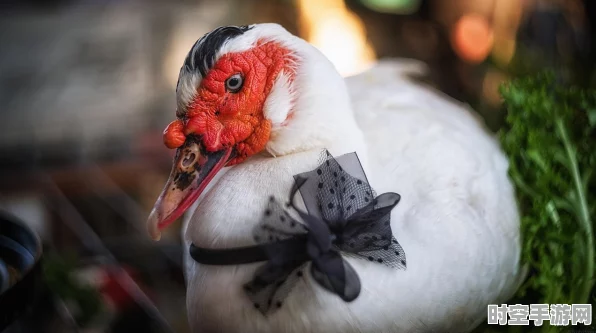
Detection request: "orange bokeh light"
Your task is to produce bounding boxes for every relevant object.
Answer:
[452,14,494,64]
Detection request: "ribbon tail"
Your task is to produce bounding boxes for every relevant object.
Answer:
[310,251,361,302]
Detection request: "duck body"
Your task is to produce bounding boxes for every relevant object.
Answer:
[182,58,520,332]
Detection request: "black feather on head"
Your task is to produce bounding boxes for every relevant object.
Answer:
[181,25,254,81]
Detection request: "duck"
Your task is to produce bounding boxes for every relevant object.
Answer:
[147,23,522,333]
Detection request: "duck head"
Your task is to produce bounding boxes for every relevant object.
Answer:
[147,23,360,240]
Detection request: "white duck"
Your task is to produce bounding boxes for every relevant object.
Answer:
[147,23,522,333]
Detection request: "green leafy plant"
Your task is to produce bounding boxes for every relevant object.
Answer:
[497,72,595,331]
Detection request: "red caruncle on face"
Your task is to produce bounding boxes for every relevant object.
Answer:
[166,41,294,166]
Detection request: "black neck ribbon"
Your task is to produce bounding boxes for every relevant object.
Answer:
[189,150,406,315]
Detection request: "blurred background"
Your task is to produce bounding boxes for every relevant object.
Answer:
[0,0,594,332]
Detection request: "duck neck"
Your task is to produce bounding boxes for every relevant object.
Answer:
[266,38,368,167]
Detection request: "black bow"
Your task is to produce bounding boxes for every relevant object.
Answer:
[243,151,406,314]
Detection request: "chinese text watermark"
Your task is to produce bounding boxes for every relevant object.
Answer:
[488,304,592,326]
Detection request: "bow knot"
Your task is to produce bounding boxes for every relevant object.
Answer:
[244,151,406,315]
[306,234,331,259]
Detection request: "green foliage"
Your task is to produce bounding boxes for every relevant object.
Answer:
[497,72,596,331]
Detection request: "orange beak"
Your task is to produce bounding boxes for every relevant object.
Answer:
[147,136,233,240]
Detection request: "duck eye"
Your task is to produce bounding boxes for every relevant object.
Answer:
[225,73,244,93]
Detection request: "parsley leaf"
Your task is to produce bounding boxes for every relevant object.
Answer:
[499,72,595,317]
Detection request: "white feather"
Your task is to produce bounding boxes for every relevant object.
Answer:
[263,72,294,129]
[177,70,201,112]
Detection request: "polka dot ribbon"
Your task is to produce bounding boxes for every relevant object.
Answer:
[244,150,406,315]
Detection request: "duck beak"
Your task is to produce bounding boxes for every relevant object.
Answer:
[147,138,233,240]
